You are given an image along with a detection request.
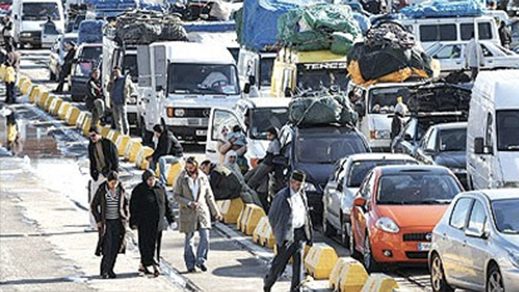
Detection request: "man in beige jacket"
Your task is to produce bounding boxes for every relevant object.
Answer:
[174,157,222,272]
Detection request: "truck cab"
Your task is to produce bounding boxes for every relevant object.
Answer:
[137,41,241,143]
[270,49,348,98]
[237,48,276,97]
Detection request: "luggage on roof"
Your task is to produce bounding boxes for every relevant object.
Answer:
[399,0,485,19]
[288,94,358,126]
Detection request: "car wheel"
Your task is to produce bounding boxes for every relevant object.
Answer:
[340,213,350,249]
[349,224,360,259]
[322,215,337,238]
[487,265,504,292]
[363,235,379,272]
[430,253,454,292]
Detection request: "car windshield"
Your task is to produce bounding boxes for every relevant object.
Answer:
[296,66,349,91]
[295,129,368,164]
[492,198,519,234]
[347,159,418,187]
[249,107,288,140]
[368,87,411,114]
[496,110,519,151]
[74,60,94,77]
[79,46,102,61]
[439,128,466,152]
[22,3,59,20]
[259,56,274,87]
[123,54,138,82]
[377,173,461,204]
[168,63,240,95]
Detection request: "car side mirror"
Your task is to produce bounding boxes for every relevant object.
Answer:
[423,148,436,156]
[353,197,367,207]
[474,137,492,155]
[465,227,487,239]
[243,83,251,94]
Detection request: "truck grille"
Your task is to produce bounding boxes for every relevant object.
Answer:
[186,118,208,126]
[177,108,211,118]
[403,233,432,242]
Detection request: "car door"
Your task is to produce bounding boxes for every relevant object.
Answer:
[205,108,243,163]
[324,162,342,228]
[432,44,463,71]
[416,128,437,165]
[330,164,347,229]
[480,44,496,69]
[395,118,418,155]
[351,171,375,253]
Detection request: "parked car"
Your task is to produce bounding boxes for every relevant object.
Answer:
[322,153,418,246]
[350,165,464,271]
[70,43,102,101]
[279,124,370,224]
[429,189,519,292]
[426,41,519,72]
[48,32,78,81]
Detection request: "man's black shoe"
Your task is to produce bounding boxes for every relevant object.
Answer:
[101,273,110,279]
[187,268,196,273]
[199,263,207,272]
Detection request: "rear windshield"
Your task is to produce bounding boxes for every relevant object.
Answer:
[347,159,418,188]
[80,46,102,61]
[249,107,288,140]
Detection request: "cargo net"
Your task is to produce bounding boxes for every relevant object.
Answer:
[406,83,471,114]
[103,10,188,45]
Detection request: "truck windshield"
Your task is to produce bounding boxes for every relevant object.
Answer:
[249,108,288,140]
[297,68,349,91]
[259,57,274,87]
[22,3,59,21]
[168,63,240,95]
[123,54,138,82]
[496,110,519,151]
[295,128,368,164]
[368,87,411,114]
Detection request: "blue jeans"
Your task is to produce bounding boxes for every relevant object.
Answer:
[184,228,209,270]
[150,155,180,186]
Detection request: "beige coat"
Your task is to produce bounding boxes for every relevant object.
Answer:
[173,170,220,234]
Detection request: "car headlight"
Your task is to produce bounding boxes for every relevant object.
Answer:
[375,217,400,233]
[128,96,137,104]
[370,130,391,140]
[21,32,31,37]
[509,251,519,268]
[303,182,317,192]
[174,109,185,117]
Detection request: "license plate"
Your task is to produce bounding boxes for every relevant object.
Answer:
[196,130,207,136]
[418,242,432,251]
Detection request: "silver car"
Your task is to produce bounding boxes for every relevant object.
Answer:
[429,189,519,292]
[322,153,418,246]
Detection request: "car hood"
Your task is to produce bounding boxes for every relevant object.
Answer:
[500,233,519,251]
[376,205,449,228]
[434,151,466,169]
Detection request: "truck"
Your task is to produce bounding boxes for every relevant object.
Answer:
[237,48,276,97]
[137,41,241,143]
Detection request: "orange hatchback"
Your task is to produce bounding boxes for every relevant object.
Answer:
[349,165,463,271]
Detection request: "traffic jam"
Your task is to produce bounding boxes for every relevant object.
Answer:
[1,0,518,290]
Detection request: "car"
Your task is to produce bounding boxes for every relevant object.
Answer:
[70,43,102,101]
[48,33,78,81]
[426,41,519,72]
[429,189,519,292]
[350,165,464,271]
[279,124,370,225]
[322,153,418,246]
[411,122,469,189]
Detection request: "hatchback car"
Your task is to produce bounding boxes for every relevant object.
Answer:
[322,153,418,246]
[350,165,464,271]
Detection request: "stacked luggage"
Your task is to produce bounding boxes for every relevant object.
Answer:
[400,0,485,19]
[288,92,359,126]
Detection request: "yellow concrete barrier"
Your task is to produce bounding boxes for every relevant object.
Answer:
[0,65,5,80]
[218,197,244,224]
[75,111,87,129]
[20,80,33,95]
[66,107,81,126]
[304,243,339,280]
[238,204,266,235]
[82,116,92,137]
[125,141,142,163]
[115,135,131,156]
[17,76,28,89]
[253,216,275,249]
[100,125,111,137]
[360,274,399,292]
[28,86,40,104]
[51,99,64,116]
[58,102,71,120]
[274,243,311,264]
[329,258,369,292]
[46,96,58,113]
[38,92,50,108]
[135,146,154,170]
[166,161,182,186]
[106,130,121,145]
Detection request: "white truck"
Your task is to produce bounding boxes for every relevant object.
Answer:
[137,41,241,143]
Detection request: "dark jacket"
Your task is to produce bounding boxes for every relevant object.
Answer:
[151,130,183,162]
[391,113,404,140]
[499,25,512,47]
[90,182,129,255]
[61,48,76,76]
[208,164,241,200]
[268,187,313,246]
[129,182,175,231]
[85,78,102,111]
[88,138,119,181]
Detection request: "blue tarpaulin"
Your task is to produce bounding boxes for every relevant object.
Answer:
[184,21,236,33]
[400,0,485,18]
[78,20,105,44]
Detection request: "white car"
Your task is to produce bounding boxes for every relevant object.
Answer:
[48,33,78,81]
[426,41,519,72]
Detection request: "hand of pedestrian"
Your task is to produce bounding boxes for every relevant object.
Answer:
[189,201,198,210]
[97,222,103,232]
[215,214,223,221]
[131,225,137,230]
[169,222,178,231]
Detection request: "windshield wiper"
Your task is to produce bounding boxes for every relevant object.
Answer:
[194,88,226,95]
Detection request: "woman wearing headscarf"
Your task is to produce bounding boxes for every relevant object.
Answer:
[130,170,176,277]
[224,150,242,178]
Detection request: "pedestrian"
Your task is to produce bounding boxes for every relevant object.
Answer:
[390,100,407,141]
[88,126,119,226]
[54,41,76,93]
[498,21,512,49]
[200,159,242,201]
[263,171,313,292]
[4,44,20,104]
[130,170,176,277]
[90,171,129,279]
[2,13,14,47]
[173,157,222,273]
[43,15,57,34]
[85,68,104,127]
[146,124,184,186]
[107,67,136,135]
[217,125,247,166]
[4,107,21,154]
[465,35,484,80]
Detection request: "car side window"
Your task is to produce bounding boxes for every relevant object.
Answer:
[426,129,438,151]
[449,198,474,230]
[359,172,373,198]
[467,200,487,233]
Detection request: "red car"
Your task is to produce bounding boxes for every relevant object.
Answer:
[349,165,463,271]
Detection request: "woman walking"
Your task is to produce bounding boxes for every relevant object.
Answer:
[90,171,129,279]
[130,170,176,277]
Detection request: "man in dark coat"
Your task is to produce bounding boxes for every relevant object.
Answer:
[498,21,512,49]
[146,124,183,185]
[130,170,176,277]
[85,68,103,127]
[54,41,76,92]
[264,171,313,292]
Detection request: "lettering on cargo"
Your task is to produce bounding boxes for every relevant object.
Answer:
[302,62,348,70]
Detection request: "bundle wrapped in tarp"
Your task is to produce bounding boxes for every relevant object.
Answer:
[278,4,362,54]
[78,20,105,44]
[347,21,435,85]
[103,10,188,45]
[288,94,358,126]
[399,0,484,19]
[236,0,324,51]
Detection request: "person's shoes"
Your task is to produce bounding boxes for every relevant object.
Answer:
[101,273,111,279]
[263,286,271,292]
[198,263,208,272]
[187,267,196,273]
[108,272,116,279]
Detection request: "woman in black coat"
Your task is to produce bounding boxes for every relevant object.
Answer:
[130,170,175,277]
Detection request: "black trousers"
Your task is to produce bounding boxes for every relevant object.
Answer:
[100,220,123,276]
[138,222,161,266]
[56,71,67,92]
[5,82,16,104]
[264,227,306,292]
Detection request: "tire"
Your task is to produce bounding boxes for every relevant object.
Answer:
[430,253,454,292]
[487,264,504,292]
[322,216,337,238]
[340,214,350,249]
[363,235,379,272]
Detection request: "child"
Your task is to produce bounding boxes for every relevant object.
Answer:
[226,125,247,150]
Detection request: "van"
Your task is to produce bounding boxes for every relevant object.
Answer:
[12,0,64,48]
[400,15,500,51]
[467,69,519,189]
[237,48,276,97]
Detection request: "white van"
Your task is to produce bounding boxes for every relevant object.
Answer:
[237,48,276,97]
[467,69,519,189]
[12,0,64,48]
[400,15,500,51]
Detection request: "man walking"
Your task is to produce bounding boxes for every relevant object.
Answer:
[465,35,484,80]
[173,157,222,273]
[264,171,313,292]
[146,124,183,186]
[2,13,14,47]
[498,21,512,49]
[107,67,135,135]
[54,41,76,92]
[85,68,104,127]
[4,45,20,104]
